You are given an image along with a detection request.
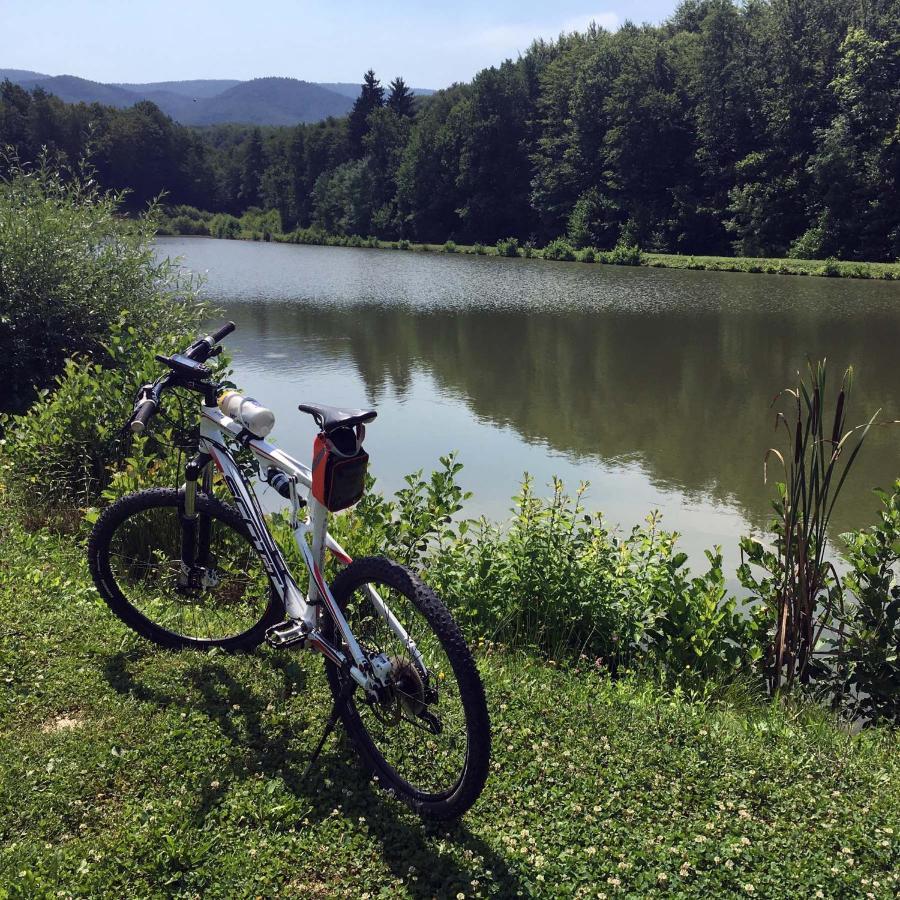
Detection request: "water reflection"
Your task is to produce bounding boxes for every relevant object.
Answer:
[157,238,900,568]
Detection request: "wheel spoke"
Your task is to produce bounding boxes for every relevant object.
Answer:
[104,499,272,643]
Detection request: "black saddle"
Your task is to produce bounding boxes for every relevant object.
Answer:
[298,402,377,434]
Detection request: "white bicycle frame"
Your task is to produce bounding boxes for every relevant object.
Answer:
[195,402,425,695]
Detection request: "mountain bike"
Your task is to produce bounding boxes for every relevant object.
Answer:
[87,322,490,820]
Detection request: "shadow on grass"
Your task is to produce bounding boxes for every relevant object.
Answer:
[103,648,522,898]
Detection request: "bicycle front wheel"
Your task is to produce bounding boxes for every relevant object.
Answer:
[324,556,491,820]
[88,488,283,650]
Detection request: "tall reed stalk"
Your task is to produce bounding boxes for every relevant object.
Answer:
[762,361,878,692]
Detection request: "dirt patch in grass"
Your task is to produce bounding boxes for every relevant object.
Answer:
[40,713,84,734]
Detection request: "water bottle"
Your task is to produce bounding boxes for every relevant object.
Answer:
[217,390,275,438]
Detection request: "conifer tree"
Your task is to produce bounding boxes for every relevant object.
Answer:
[347,70,385,157]
[387,77,415,117]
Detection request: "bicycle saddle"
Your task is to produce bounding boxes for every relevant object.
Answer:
[298,402,377,434]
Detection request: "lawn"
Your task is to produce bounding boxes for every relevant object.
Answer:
[1,512,898,898]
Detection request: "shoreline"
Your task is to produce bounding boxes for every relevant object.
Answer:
[156,225,900,281]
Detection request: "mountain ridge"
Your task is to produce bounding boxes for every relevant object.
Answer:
[0,69,434,125]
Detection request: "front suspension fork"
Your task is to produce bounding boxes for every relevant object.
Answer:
[180,453,213,574]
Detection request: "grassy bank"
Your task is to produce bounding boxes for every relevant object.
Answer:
[156,208,900,281]
[2,510,898,898]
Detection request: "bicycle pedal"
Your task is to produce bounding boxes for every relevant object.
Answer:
[265,619,310,649]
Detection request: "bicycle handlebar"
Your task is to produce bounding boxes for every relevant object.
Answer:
[129,396,158,433]
[127,321,236,433]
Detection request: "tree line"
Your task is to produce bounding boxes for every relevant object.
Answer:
[1,0,898,261]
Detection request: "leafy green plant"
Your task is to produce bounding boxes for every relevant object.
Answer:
[542,237,576,261]
[0,323,206,524]
[833,481,900,724]
[209,213,241,239]
[495,237,519,257]
[0,158,197,412]
[442,240,457,253]
[472,242,487,255]
[606,240,643,266]
[578,247,597,263]
[643,548,759,689]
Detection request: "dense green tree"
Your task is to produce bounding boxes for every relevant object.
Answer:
[347,70,384,157]
[239,128,265,207]
[454,63,535,240]
[387,77,415,117]
[395,86,469,240]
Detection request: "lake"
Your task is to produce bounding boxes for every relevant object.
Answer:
[156,237,900,577]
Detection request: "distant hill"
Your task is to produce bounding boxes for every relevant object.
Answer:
[0,70,435,125]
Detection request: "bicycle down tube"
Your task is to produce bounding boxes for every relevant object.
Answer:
[197,403,427,685]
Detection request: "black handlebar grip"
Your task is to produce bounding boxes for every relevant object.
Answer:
[210,321,236,343]
[129,398,157,433]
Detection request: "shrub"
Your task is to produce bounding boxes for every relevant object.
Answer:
[288,226,327,245]
[442,240,457,253]
[496,237,519,257]
[331,462,756,684]
[209,213,241,239]
[0,159,200,413]
[472,243,487,255]
[542,237,576,261]
[578,247,597,263]
[168,215,210,236]
[820,257,841,277]
[607,240,643,266]
[397,239,411,250]
[522,240,536,258]
[0,320,205,522]
[834,481,900,724]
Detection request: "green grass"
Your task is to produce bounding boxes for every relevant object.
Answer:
[275,234,899,280]
[1,511,899,898]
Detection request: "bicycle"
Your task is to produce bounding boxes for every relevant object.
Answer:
[87,321,490,820]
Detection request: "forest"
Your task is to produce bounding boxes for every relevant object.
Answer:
[1,0,898,261]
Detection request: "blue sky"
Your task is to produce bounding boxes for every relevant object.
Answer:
[1,0,680,88]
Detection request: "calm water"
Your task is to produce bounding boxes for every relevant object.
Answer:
[156,237,900,576]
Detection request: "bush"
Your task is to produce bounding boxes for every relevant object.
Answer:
[0,321,205,522]
[442,240,457,253]
[0,159,200,413]
[834,481,900,724]
[472,243,487,255]
[578,247,596,263]
[397,238,411,250]
[522,240,536,258]
[330,462,757,685]
[496,237,519,257]
[209,213,241,239]
[168,215,210,236]
[542,237,576,261]
[607,240,643,266]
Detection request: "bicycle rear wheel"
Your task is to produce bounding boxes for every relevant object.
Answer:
[89,488,282,650]
[324,556,490,820]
